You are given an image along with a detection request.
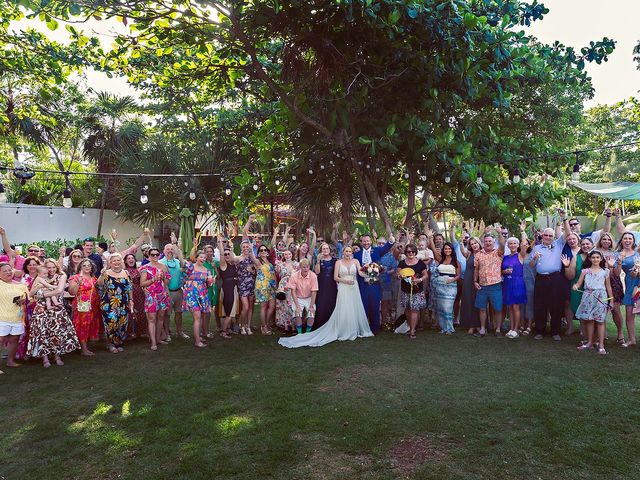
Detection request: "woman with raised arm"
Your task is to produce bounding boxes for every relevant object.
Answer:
[562,236,593,340]
[228,214,258,334]
[217,233,238,338]
[276,248,298,334]
[123,253,147,337]
[397,244,429,339]
[252,244,277,335]
[0,261,30,370]
[459,235,482,334]
[68,258,100,356]
[182,249,214,347]
[501,222,529,339]
[139,247,171,350]
[313,242,337,330]
[614,232,640,347]
[596,232,625,343]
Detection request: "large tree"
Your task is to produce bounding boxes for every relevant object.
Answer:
[15,0,616,231]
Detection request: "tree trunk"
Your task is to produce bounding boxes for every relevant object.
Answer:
[362,175,393,236]
[403,170,416,228]
[355,170,376,233]
[338,181,353,230]
[97,179,108,237]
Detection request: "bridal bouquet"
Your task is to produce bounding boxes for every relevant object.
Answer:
[361,262,383,284]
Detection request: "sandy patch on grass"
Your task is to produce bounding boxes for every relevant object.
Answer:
[389,435,450,477]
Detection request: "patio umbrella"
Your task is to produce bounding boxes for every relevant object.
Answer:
[179,207,195,256]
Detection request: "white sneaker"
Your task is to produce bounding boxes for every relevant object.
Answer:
[505,330,515,338]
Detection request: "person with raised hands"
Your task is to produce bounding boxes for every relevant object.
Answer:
[473,225,506,337]
[139,247,171,351]
[501,221,529,339]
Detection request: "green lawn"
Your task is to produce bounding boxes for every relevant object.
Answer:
[2,316,640,480]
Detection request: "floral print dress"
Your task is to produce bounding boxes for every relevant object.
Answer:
[99,273,133,347]
[140,264,171,313]
[237,256,256,297]
[255,261,276,303]
[182,262,211,313]
[276,260,298,327]
[27,274,80,358]
[126,266,147,335]
[70,274,101,342]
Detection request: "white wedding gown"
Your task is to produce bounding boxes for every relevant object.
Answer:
[279,262,374,348]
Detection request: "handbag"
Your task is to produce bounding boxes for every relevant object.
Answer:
[77,289,92,312]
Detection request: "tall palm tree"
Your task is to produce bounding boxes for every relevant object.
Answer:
[82,92,145,235]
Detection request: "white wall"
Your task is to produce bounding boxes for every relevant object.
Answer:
[0,203,143,245]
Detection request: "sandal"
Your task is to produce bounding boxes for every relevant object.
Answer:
[409,332,417,339]
[194,342,207,348]
[150,345,158,351]
[598,348,608,355]
[108,346,119,354]
[522,327,531,336]
[220,331,232,339]
[576,344,592,351]
[621,341,636,348]
[617,337,626,345]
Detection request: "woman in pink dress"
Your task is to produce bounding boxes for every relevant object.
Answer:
[140,247,171,351]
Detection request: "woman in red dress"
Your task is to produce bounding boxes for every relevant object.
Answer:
[67,258,101,356]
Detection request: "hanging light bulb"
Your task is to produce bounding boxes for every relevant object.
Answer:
[15,207,19,215]
[444,172,451,184]
[512,168,521,184]
[275,179,281,186]
[225,183,232,196]
[62,188,73,208]
[140,186,149,204]
[0,182,6,203]
[49,207,53,217]
[292,175,297,181]
[46,188,52,195]
[571,163,580,182]
[476,173,483,185]
[320,164,325,170]
[420,175,426,181]
[115,210,119,216]
[82,207,86,217]
[404,173,410,179]
[97,188,102,194]
[144,209,148,213]
[184,181,189,187]
[308,169,313,174]
[253,184,259,191]
[189,188,196,200]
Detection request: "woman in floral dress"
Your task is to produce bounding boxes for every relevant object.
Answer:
[68,258,101,356]
[124,253,147,337]
[140,248,171,351]
[98,253,134,353]
[27,259,80,367]
[182,250,214,348]
[275,249,298,334]
[252,245,277,335]
[16,256,41,360]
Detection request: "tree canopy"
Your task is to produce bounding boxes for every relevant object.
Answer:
[2,0,620,233]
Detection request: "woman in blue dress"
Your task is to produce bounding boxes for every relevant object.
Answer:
[313,243,337,330]
[501,226,529,339]
[614,232,640,347]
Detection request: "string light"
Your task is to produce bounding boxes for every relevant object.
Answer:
[82,207,85,217]
[476,173,483,185]
[404,173,409,179]
[253,184,259,191]
[115,210,119,216]
[292,175,297,181]
[225,183,232,196]
[308,169,313,174]
[49,207,53,217]
[275,179,280,186]
[140,185,149,204]
[512,168,521,184]
[0,182,6,203]
[189,188,196,200]
[571,154,581,181]
[15,207,19,215]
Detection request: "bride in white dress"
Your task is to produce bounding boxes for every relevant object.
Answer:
[279,246,374,348]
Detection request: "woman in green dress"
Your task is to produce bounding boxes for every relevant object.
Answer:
[562,236,594,340]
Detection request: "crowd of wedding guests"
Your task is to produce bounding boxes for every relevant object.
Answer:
[2,206,640,372]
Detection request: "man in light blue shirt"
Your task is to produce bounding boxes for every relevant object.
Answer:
[530,226,566,340]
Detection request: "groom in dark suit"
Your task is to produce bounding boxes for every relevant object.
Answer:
[354,233,394,334]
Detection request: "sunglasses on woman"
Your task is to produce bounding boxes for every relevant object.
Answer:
[149,253,160,257]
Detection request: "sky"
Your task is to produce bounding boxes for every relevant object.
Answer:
[15,0,640,108]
